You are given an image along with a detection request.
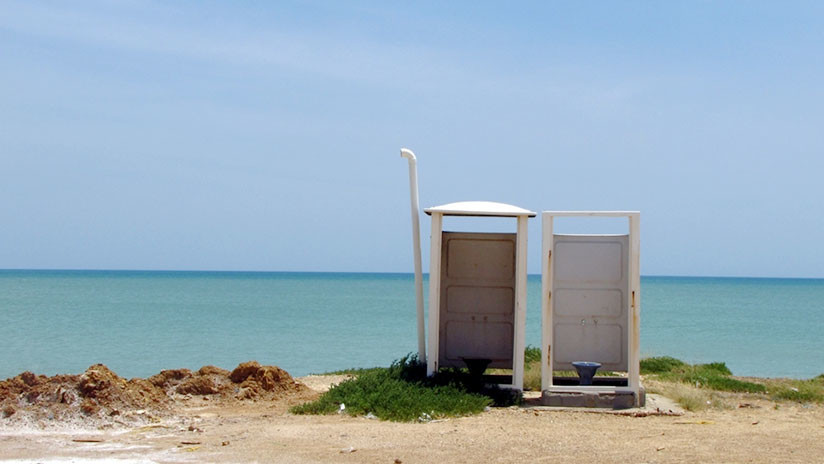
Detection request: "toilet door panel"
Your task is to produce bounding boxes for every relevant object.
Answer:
[552,235,629,372]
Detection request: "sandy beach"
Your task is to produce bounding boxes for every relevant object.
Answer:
[2,369,823,463]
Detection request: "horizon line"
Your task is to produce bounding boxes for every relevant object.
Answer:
[1,268,822,281]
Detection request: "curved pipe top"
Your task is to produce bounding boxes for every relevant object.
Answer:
[400,148,416,161]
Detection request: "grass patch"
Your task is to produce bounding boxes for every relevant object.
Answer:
[524,345,542,364]
[643,356,766,398]
[645,380,715,411]
[317,366,383,376]
[644,356,824,407]
[767,378,824,403]
[641,356,686,374]
[522,345,542,391]
[697,362,733,376]
[688,374,766,393]
[291,355,518,422]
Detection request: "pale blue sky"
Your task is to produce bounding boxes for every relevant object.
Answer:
[1,1,822,277]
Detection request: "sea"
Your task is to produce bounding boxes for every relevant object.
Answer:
[1,270,822,380]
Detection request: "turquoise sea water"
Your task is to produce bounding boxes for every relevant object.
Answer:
[1,271,822,380]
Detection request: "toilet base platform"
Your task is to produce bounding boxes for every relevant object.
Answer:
[539,388,645,409]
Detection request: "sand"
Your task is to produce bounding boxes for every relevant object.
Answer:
[2,366,823,463]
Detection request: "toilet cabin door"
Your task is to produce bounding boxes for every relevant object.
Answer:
[552,234,629,372]
[438,232,516,369]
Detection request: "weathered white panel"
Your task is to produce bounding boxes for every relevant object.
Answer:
[444,321,514,362]
[552,234,629,371]
[440,232,516,369]
[554,323,623,365]
[446,238,514,280]
[554,240,623,285]
[446,286,513,315]
[555,289,623,318]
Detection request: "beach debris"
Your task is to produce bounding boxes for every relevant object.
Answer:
[612,409,682,417]
[180,441,202,445]
[675,420,715,425]
[71,438,104,443]
[222,441,230,446]
[340,446,357,454]
[752,421,759,425]
[395,459,403,464]
[338,403,346,414]
[365,412,377,420]
[417,412,432,422]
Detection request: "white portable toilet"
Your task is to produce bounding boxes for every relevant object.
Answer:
[425,201,535,391]
[540,211,643,408]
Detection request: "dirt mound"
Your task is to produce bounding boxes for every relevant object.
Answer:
[0,361,309,428]
[149,362,308,400]
[0,365,168,425]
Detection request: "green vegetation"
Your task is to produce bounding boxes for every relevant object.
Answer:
[524,345,542,364]
[641,357,824,409]
[522,345,542,391]
[291,355,518,422]
[766,378,824,403]
[643,357,765,394]
[643,356,764,411]
[298,353,824,419]
[317,366,384,376]
[640,356,686,374]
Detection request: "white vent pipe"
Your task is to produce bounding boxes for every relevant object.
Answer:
[400,148,426,364]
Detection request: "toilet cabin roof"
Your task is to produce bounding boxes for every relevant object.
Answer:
[424,201,536,218]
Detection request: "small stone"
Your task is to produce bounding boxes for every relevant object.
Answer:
[2,405,15,417]
[222,441,230,446]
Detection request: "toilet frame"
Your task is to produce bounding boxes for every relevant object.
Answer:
[541,211,641,403]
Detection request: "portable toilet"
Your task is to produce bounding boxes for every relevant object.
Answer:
[540,211,643,407]
[424,201,535,391]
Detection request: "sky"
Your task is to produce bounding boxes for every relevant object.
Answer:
[1,1,823,278]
